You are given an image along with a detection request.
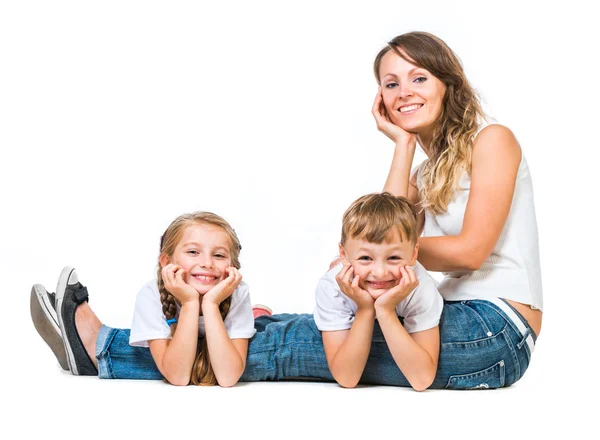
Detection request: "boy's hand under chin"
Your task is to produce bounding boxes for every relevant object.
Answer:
[371,266,419,313]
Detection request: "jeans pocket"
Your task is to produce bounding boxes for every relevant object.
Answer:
[445,360,505,390]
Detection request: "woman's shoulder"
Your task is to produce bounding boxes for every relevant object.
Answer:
[474,124,521,154]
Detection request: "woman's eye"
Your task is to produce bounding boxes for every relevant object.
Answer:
[385,82,398,89]
[414,76,427,83]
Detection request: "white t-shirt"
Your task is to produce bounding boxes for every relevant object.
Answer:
[313,262,443,333]
[129,279,257,347]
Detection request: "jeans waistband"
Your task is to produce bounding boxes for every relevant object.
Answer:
[486,297,535,355]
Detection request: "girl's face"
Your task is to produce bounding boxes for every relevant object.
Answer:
[167,223,233,294]
[378,49,447,138]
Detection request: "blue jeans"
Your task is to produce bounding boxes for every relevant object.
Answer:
[96,300,536,388]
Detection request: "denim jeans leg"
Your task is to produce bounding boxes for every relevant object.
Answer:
[241,313,334,382]
[96,325,163,380]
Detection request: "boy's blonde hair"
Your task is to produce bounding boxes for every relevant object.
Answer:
[341,192,418,245]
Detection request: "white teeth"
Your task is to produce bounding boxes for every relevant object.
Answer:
[194,275,215,281]
[400,104,421,113]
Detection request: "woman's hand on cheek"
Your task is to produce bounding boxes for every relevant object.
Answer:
[373,266,419,313]
[372,87,417,147]
[162,264,200,305]
[202,267,242,308]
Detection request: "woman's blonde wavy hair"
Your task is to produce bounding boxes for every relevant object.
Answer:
[374,32,486,215]
[157,211,242,386]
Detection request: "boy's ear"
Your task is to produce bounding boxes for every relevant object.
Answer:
[410,242,419,265]
[159,253,170,268]
[338,243,348,263]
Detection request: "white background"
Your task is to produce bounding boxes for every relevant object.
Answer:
[1,1,598,439]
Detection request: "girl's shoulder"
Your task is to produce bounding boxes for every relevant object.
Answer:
[474,124,521,155]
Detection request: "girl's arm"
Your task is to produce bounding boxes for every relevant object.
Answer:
[148,300,200,386]
[202,300,248,388]
[201,267,246,387]
[375,311,439,391]
[322,308,376,388]
[417,125,521,272]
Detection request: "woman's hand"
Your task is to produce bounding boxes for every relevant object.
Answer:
[336,263,374,310]
[373,266,419,313]
[372,87,418,148]
[202,267,242,308]
[162,264,199,305]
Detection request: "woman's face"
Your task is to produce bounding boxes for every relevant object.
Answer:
[378,49,447,137]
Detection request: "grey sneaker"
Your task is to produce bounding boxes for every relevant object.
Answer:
[30,284,69,370]
[55,266,98,376]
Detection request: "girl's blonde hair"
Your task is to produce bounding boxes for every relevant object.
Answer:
[373,31,486,215]
[157,211,242,386]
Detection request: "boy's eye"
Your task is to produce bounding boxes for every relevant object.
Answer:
[389,256,402,260]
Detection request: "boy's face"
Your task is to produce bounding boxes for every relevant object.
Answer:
[339,229,418,297]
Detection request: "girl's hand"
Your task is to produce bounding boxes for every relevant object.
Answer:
[336,263,374,310]
[162,264,199,305]
[202,267,242,307]
[372,87,418,147]
[373,266,419,313]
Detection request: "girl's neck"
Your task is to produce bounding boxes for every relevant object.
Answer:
[417,133,433,158]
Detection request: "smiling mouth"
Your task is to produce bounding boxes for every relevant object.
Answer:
[398,104,423,114]
[366,280,394,289]
[191,275,218,283]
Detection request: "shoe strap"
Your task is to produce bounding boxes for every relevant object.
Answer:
[70,283,89,305]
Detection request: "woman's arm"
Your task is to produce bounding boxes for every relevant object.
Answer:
[376,311,439,391]
[322,308,376,388]
[202,300,248,388]
[148,299,200,386]
[417,125,522,272]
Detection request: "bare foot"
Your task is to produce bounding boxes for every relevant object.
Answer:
[75,302,102,368]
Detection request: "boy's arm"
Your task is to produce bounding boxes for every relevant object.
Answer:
[373,265,440,391]
[322,307,376,388]
[375,310,439,391]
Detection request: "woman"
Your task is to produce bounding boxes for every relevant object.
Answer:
[369,31,542,388]
[31,31,541,389]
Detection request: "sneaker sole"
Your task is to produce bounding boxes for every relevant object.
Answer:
[55,266,79,374]
[30,285,69,370]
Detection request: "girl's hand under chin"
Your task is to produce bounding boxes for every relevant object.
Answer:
[162,264,200,305]
[372,87,418,148]
[202,267,242,307]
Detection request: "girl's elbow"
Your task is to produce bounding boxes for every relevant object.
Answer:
[167,375,191,386]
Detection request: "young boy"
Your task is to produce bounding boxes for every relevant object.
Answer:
[314,192,443,391]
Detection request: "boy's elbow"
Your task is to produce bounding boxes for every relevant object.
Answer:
[410,371,435,392]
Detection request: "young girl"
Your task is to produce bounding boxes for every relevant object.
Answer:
[38,211,259,386]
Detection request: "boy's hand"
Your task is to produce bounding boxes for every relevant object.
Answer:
[336,263,374,310]
[162,264,199,305]
[373,266,419,313]
[202,267,242,308]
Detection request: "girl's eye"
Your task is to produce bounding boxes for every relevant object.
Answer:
[389,256,402,261]
[214,254,226,259]
[414,76,427,83]
[358,256,372,261]
[187,250,199,255]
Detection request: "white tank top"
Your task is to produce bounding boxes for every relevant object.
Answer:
[418,153,543,311]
